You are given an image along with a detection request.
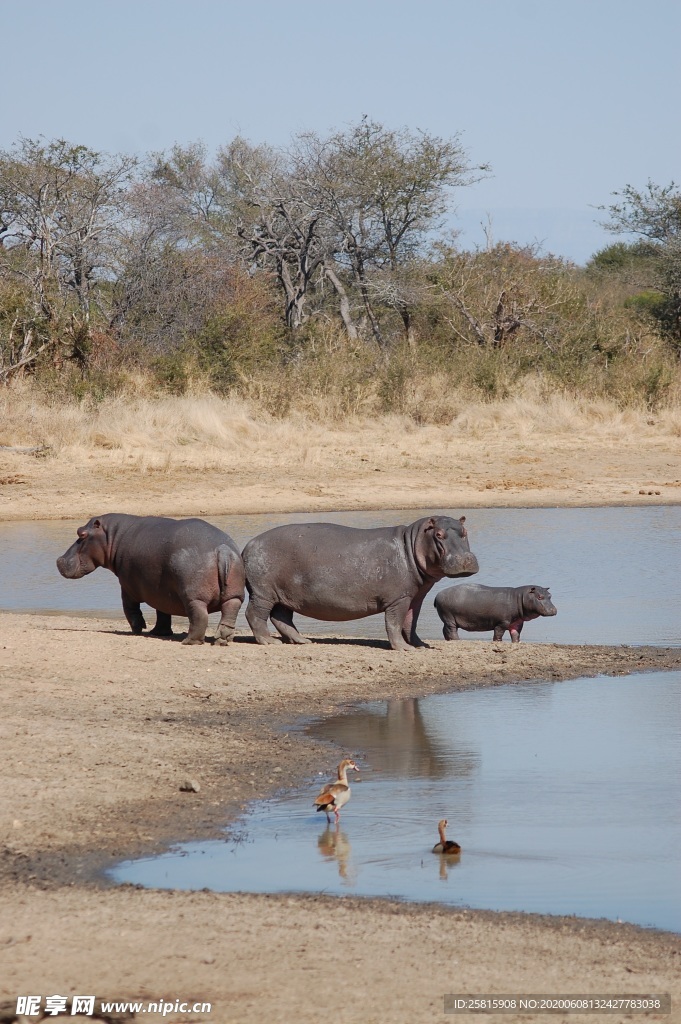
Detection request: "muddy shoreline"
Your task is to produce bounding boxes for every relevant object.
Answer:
[2,611,680,1022]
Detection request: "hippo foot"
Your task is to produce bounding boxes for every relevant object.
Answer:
[280,634,312,645]
[181,637,205,646]
[253,634,281,645]
[149,627,173,638]
[214,625,235,645]
[389,641,416,653]
[130,623,146,635]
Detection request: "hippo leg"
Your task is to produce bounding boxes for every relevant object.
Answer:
[181,599,209,645]
[245,597,280,645]
[149,611,173,637]
[442,619,460,641]
[492,625,506,642]
[385,599,417,652]
[401,594,429,648]
[214,596,242,646]
[121,589,146,634]
[215,546,246,645]
[509,620,524,644]
[270,603,311,644]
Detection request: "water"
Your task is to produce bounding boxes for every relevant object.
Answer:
[1,505,680,645]
[111,670,681,933]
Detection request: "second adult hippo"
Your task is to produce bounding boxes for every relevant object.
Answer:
[57,514,245,644]
[434,584,557,642]
[242,515,479,651]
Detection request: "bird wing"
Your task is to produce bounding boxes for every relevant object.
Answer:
[314,782,348,808]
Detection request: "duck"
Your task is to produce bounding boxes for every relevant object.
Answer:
[313,758,360,823]
[432,818,461,855]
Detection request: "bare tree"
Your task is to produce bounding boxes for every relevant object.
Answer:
[109,172,236,353]
[435,243,580,351]
[0,137,135,375]
[216,138,328,331]
[294,118,488,348]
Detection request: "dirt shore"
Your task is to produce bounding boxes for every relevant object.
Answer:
[1,423,680,1023]
[1,612,680,1024]
[1,423,680,522]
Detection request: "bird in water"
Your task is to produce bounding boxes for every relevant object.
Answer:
[313,758,360,823]
[432,818,461,854]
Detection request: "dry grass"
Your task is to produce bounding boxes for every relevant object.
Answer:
[2,376,680,474]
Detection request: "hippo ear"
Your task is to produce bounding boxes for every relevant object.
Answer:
[459,516,466,524]
[92,519,102,528]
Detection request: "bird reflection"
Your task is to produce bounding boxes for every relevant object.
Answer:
[436,851,462,881]
[317,825,355,883]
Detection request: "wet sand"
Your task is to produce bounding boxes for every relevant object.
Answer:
[1,612,680,1023]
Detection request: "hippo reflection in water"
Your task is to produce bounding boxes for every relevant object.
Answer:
[242,515,479,651]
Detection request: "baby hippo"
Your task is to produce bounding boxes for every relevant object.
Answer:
[435,584,557,643]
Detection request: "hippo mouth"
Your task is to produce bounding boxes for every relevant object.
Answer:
[443,554,480,578]
[56,556,93,579]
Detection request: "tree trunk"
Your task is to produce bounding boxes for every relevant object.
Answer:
[398,303,416,350]
[322,260,358,340]
[279,261,306,330]
[353,259,385,350]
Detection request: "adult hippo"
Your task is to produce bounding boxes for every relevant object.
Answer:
[434,584,557,643]
[57,514,245,645]
[242,515,479,651]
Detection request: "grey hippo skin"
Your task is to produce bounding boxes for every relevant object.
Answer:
[242,516,479,652]
[57,514,245,645]
[434,584,557,643]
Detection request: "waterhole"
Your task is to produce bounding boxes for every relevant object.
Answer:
[1,505,679,645]
[111,670,681,932]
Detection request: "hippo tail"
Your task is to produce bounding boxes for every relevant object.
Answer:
[217,543,246,604]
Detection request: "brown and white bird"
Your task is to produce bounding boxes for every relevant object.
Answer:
[313,758,360,823]
[432,818,461,855]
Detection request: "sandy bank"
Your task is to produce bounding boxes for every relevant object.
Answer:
[1,419,680,522]
[1,613,680,1023]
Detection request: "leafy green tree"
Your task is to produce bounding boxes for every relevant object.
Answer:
[600,181,681,344]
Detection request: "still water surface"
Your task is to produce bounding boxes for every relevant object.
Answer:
[112,671,681,932]
[1,505,679,645]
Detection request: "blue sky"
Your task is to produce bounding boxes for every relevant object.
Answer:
[3,0,680,263]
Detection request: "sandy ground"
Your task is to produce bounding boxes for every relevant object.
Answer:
[0,427,680,521]
[1,429,680,1023]
[1,613,680,1024]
